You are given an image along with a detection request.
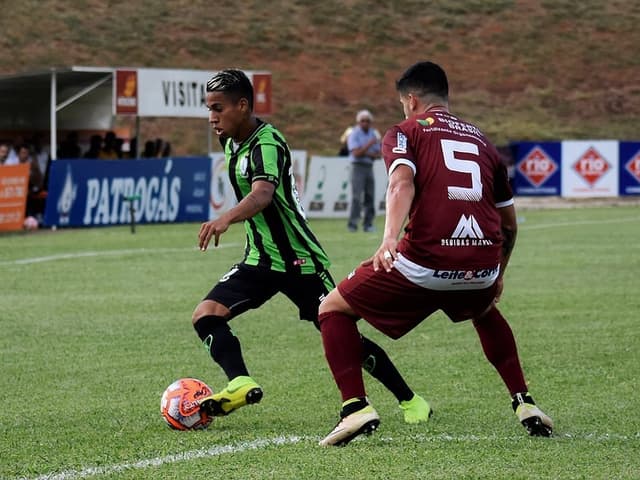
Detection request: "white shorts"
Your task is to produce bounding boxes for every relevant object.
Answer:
[393,253,499,291]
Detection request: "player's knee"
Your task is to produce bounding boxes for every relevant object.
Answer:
[192,300,229,325]
[318,289,343,315]
[472,303,500,326]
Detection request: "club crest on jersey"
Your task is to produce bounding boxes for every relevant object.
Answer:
[392,132,407,154]
[239,155,250,177]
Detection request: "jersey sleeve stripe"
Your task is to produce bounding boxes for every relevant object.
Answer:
[389,158,416,176]
[496,198,514,208]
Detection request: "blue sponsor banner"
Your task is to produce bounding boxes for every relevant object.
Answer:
[619,142,640,196]
[44,157,211,227]
[513,142,561,195]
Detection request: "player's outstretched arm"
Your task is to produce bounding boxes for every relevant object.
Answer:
[199,180,275,251]
[369,164,414,272]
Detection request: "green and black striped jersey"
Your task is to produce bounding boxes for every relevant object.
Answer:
[223,120,330,274]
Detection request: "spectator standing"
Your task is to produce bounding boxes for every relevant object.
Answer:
[317,61,553,447]
[160,141,172,157]
[59,131,82,159]
[5,137,22,165]
[337,126,353,156]
[17,144,45,220]
[17,144,43,190]
[141,140,157,158]
[0,142,9,165]
[347,109,381,233]
[84,135,103,158]
[99,131,119,159]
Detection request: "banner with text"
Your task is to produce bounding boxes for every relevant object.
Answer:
[514,142,561,196]
[619,141,640,195]
[115,68,272,117]
[44,158,211,227]
[561,140,619,197]
[0,164,29,231]
[301,156,387,218]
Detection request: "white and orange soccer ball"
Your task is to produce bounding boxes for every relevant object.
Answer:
[160,378,214,430]
[23,216,39,230]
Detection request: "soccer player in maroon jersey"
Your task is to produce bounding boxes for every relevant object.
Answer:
[318,61,553,447]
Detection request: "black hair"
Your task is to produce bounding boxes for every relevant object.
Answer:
[206,69,254,109]
[396,61,449,101]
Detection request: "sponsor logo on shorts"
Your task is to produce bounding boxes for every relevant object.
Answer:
[433,266,499,281]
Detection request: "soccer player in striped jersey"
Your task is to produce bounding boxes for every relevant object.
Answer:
[194,69,430,423]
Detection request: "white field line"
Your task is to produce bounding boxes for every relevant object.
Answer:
[19,436,307,480]
[0,244,241,266]
[518,215,640,230]
[16,432,640,480]
[3,216,638,266]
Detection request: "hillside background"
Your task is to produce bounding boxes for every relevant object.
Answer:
[1,0,638,155]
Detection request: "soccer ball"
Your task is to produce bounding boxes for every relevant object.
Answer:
[23,216,39,230]
[160,378,214,430]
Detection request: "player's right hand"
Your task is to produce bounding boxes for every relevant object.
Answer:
[198,220,229,251]
[364,239,398,272]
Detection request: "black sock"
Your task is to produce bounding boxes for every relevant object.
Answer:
[340,397,369,417]
[512,392,535,411]
[193,315,249,380]
[360,336,414,402]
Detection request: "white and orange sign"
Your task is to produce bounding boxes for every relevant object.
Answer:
[0,164,29,231]
[115,69,272,118]
[561,141,619,197]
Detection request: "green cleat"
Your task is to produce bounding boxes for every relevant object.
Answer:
[399,394,433,424]
[199,375,263,416]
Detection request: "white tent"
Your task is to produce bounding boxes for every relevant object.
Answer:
[0,66,114,158]
[0,66,272,159]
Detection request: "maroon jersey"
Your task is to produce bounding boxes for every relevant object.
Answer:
[381,108,513,271]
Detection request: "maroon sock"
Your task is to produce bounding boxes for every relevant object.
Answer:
[318,311,366,401]
[473,306,527,396]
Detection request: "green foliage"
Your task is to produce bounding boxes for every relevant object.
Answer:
[1,206,639,479]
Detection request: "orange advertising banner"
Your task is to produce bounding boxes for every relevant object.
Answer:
[252,73,272,116]
[115,69,138,115]
[0,163,29,231]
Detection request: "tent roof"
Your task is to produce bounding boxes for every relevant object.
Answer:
[0,66,116,132]
[0,66,271,159]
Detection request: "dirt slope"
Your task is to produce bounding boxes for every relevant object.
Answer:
[0,0,638,154]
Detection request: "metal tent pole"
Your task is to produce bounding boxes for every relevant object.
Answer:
[50,69,57,160]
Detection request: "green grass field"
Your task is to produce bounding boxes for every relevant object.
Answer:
[1,206,639,479]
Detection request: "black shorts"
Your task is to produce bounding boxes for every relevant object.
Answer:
[204,263,335,326]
